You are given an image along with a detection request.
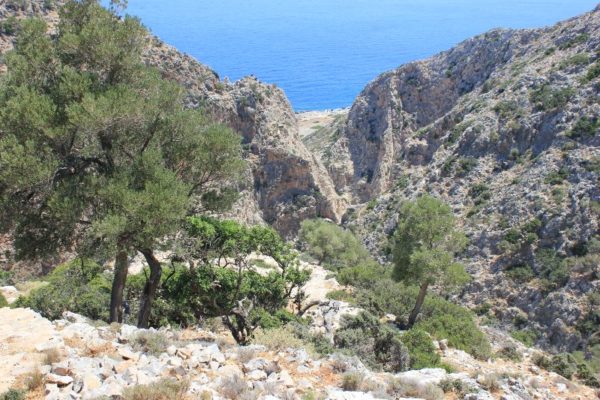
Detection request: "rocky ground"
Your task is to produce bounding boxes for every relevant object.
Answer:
[0,274,596,400]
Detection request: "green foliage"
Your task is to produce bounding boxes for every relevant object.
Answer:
[392,195,468,287]
[584,61,600,82]
[0,270,14,286]
[558,53,590,70]
[14,259,111,320]
[401,329,441,369]
[341,371,364,391]
[0,1,244,325]
[0,16,19,35]
[549,353,578,379]
[567,117,599,139]
[334,312,410,372]
[545,167,569,185]
[558,33,590,50]
[505,264,535,283]
[299,219,372,270]
[536,248,570,290]
[496,345,522,362]
[326,290,355,303]
[529,85,575,111]
[158,217,309,343]
[337,262,389,288]
[0,389,25,400]
[414,299,491,360]
[511,329,539,347]
[0,293,7,308]
[356,281,490,360]
[493,100,520,119]
[455,157,478,176]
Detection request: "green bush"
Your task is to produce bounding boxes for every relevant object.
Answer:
[567,117,599,139]
[326,290,355,303]
[13,259,111,321]
[511,329,539,347]
[536,248,570,290]
[334,312,410,372]
[505,264,535,283]
[401,329,441,369]
[584,62,600,82]
[337,263,389,288]
[550,353,578,379]
[356,280,490,360]
[299,219,373,270]
[0,293,8,308]
[496,345,522,362]
[530,85,575,111]
[0,389,25,400]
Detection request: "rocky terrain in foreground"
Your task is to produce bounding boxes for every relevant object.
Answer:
[0,271,596,400]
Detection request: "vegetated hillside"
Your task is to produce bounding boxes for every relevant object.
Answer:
[0,0,346,247]
[312,6,600,353]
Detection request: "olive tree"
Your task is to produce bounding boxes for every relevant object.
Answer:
[0,0,244,328]
[392,195,470,328]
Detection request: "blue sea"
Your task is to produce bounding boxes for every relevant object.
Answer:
[117,0,599,111]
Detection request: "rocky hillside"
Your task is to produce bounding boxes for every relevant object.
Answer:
[1,293,596,400]
[310,7,600,352]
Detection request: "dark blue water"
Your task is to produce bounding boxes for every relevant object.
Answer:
[117,0,599,110]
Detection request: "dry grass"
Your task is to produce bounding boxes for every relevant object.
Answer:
[42,348,62,365]
[252,326,313,354]
[121,378,189,400]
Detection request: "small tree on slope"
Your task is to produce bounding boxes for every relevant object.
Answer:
[0,0,244,328]
[392,195,470,328]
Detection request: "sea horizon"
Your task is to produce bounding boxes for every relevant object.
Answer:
[115,0,599,111]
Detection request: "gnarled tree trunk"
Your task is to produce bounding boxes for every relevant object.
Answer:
[109,250,129,323]
[137,249,162,328]
[407,282,429,328]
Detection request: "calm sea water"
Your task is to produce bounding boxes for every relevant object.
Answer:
[117,0,599,111]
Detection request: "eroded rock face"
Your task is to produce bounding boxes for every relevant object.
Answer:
[323,7,600,351]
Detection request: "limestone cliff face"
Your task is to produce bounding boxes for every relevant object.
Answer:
[0,1,345,240]
[323,7,600,352]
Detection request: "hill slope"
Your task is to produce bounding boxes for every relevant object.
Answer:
[314,6,600,352]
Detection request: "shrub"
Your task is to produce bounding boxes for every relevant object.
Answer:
[13,259,111,321]
[218,375,249,399]
[479,374,501,392]
[334,312,410,372]
[401,329,441,369]
[252,326,311,353]
[341,371,364,391]
[493,100,519,119]
[511,329,539,347]
[0,16,19,35]
[42,348,62,365]
[536,248,570,290]
[337,263,389,288]
[559,53,590,70]
[545,167,569,185]
[550,353,578,379]
[0,293,7,308]
[122,378,189,400]
[497,345,522,362]
[357,281,490,360]
[414,298,492,360]
[326,290,354,303]
[505,264,535,283]
[567,117,599,139]
[584,62,600,82]
[132,331,171,356]
[298,219,373,270]
[0,389,25,400]
[24,368,44,391]
[530,85,575,111]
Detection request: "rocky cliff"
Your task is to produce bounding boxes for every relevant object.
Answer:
[315,7,600,352]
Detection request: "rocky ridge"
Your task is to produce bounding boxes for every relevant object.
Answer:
[307,7,600,352]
